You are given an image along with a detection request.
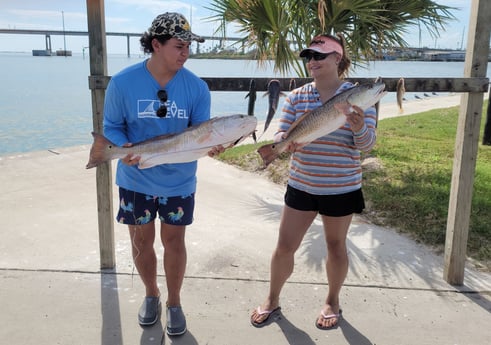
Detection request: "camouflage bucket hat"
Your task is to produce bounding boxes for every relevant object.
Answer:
[149,12,205,43]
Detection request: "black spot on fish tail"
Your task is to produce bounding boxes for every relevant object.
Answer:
[86,132,113,169]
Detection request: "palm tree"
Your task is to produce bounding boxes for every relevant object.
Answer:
[206,0,456,77]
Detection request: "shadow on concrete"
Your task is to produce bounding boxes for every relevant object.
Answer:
[243,192,491,317]
[455,285,491,315]
[274,310,316,345]
[339,316,373,345]
[100,270,123,345]
[166,330,199,345]
[139,320,165,345]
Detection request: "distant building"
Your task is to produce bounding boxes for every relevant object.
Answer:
[32,49,52,56]
[422,50,466,62]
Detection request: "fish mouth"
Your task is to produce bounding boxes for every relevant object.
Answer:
[368,82,387,101]
[372,82,386,94]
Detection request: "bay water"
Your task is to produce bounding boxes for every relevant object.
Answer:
[0,52,488,155]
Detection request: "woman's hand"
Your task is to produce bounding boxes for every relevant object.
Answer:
[121,143,141,166]
[346,105,365,133]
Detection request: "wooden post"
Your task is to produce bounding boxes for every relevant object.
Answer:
[443,0,491,285]
[86,0,115,269]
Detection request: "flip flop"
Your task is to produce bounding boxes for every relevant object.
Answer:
[250,306,281,328]
[315,308,342,330]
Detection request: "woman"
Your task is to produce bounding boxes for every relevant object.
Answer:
[250,33,377,330]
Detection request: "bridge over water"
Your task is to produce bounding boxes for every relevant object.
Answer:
[1,28,475,61]
[0,28,241,57]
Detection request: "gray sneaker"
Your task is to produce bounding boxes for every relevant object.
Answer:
[166,305,187,336]
[138,296,161,326]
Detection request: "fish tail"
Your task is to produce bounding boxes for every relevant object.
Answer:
[257,142,282,167]
[85,132,113,169]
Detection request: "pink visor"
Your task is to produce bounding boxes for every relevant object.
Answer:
[299,35,343,57]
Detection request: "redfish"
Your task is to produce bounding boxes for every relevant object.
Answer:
[396,77,405,113]
[86,114,257,169]
[257,82,387,167]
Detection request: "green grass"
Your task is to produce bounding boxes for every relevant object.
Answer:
[364,107,491,266]
[217,105,491,269]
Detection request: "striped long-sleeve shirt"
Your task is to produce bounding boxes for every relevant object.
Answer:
[278,81,377,195]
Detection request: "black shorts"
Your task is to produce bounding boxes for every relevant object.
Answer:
[284,185,365,217]
[117,187,195,226]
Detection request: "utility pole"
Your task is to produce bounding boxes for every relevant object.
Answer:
[62,11,67,56]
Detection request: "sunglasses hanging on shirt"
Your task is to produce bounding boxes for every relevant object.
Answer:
[156,89,168,118]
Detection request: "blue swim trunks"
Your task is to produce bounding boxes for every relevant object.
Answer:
[117,187,195,225]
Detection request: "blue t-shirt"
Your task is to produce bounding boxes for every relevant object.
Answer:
[103,59,211,197]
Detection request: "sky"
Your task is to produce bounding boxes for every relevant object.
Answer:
[0,0,473,55]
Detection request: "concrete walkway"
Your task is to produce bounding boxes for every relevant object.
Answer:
[0,143,490,345]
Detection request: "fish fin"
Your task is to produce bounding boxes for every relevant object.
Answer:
[333,101,352,115]
[257,142,282,167]
[137,157,158,169]
[86,132,114,169]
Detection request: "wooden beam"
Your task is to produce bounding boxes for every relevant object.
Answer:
[444,0,491,285]
[201,77,489,92]
[86,0,115,269]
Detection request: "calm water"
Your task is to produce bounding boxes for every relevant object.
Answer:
[0,52,488,155]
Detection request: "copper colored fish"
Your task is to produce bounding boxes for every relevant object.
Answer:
[257,82,387,167]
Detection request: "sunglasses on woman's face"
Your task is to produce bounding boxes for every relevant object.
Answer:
[303,52,335,62]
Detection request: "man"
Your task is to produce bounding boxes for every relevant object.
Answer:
[103,12,218,336]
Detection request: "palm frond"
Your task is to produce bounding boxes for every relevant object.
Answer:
[206,0,457,76]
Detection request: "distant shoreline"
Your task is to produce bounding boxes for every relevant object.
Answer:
[0,50,484,62]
